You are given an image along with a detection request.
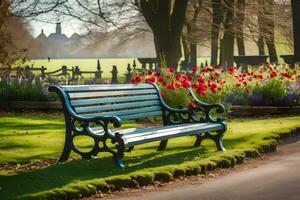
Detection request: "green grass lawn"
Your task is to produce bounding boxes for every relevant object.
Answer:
[0,114,300,199]
[22,58,211,79]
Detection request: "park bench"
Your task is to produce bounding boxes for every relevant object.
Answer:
[49,83,227,169]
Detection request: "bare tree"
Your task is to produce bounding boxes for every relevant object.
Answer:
[235,0,246,56]
[210,0,223,66]
[291,0,300,62]
[182,0,204,68]
[0,0,37,67]
[139,0,188,67]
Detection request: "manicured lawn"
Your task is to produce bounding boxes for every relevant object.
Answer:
[0,114,300,199]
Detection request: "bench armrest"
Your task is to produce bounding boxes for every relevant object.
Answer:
[188,88,225,123]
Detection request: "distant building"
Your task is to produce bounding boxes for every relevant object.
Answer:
[33,22,156,59]
[34,23,83,58]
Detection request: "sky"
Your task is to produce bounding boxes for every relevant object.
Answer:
[29,20,81,38]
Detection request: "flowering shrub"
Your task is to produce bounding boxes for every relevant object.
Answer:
[131,64,300,108]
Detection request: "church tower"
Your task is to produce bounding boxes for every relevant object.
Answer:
[56,22,62,34]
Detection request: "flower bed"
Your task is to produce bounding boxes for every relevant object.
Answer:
[131,64,300,108]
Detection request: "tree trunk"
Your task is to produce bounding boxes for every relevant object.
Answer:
[265,0,278,63]
[222,0,235,67]
[211,29,219,66]
[235,0,246,56]
[266,39,278,63]
[219,38,224,66]
[258,0,278,63]
[140,0,188,68]
[182,34,190,62]
[257,36,265,55]
[257,0,266,56]
[190,43,197,67]
[291,0,300,62]
[211,0,223,66]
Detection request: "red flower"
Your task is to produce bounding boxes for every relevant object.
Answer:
[154,71,161,77]
[206,66,214,72]
[188,101,196,109]
[211,87,217,94]
[136,76,142,82]
[166,83,175,90]
[191,83,198,89]
[192,67,198,74]
[148,71,153,76]
[175,82,181,88]
[146,76,156,83]
[211,82,217,89]
[197,77,205,84]
[175,74,181,81]
[228,66,235,71]
[196,87,206,96]
[131,75,142,84]
[158,77,164,82]
[270,71,277,78]
[169,67,175,73]
[283,72,292,79]
[182,80,191,88]
[161,91,166,98]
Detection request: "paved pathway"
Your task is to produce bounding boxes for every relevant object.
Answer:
[115,137,300,200]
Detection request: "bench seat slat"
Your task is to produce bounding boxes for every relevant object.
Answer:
[68,89,158,99]
[62,84,154,92]
[121,123,223,146]
[75,100,160,114]
[70,94,159,107]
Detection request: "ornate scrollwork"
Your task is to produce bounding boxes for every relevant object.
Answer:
[62,117,125,166]
[164,111,192,124]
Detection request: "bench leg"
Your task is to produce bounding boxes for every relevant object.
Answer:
[194,131,226,151]
[194,134,204,147]
[126,146,134,152]
[58,129,73,162]
[112,134,126,169]
[114,156,125,169]
[157,140,168,151]
[213,130,226,151]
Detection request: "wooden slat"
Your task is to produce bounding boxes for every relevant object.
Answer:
[68,89,158,99]
[123,123,223,146]
[122,124,208,139]
[75,100,160,114]
[82,106,162,118]
[70,94,159,107]
[62,84,154,92]
[119,111,163,120]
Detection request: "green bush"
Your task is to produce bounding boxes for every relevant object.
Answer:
[0,79,52,101]
[252,79,287,105]
[160,87,190,108]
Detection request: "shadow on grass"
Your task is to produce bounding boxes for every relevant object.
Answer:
[0,143,216,199]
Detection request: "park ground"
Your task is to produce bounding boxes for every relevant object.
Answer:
[0,113,300,199]
[104,135,300,200]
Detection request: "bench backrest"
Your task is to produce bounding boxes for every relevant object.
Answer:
[60,83,163,121]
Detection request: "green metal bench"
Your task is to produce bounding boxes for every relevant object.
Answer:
[49,83,227,169]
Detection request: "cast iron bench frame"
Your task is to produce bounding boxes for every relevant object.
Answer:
[49,83,227,169]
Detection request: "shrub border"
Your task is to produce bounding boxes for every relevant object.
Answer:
[1,101,300,117]
[18,127,300,200]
